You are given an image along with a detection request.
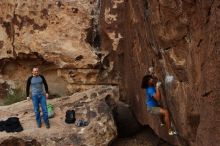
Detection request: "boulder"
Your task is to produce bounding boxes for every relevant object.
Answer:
[0,86,119,146]
[99,0,220,145]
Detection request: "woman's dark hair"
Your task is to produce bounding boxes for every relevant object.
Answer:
[141,75,153,89]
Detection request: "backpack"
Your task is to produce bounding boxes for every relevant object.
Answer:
[4,117,23,132]
[47,103,55,118]
[0,121,5,131]
[65,110,76,124]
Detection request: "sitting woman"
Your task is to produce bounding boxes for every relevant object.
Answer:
[141,75,176,135]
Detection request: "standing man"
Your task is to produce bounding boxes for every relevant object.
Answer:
[26,67,50,129]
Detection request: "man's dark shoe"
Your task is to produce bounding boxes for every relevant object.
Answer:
[37,123,41,128]
[45,123,50,129]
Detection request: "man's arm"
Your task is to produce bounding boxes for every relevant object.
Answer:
[26,76,32,97]
[40,75,49,94]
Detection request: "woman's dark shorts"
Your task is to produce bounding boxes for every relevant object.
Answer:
[147,106,161,115]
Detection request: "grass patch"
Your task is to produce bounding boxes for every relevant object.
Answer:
[4,88,26,105]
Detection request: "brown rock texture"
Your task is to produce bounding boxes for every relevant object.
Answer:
[0,0,116,98]
[99,0,220,146]
[0,0,220,146]
[0,0,119,145]
[0,86,119,146]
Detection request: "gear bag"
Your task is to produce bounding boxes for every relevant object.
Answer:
[65,110,76,124]
[47,103,55,118]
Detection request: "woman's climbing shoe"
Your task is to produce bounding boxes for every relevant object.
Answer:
[168,129,177,136]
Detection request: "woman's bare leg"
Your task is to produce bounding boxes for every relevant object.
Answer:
[159,108,171,130]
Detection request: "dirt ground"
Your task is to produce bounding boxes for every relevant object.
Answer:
[110,126,173,146]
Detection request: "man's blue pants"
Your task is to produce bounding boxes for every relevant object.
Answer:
[32,94,49,126]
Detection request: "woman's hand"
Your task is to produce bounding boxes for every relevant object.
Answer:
[156,81,162,88]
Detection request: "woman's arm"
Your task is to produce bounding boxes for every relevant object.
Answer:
[153,87,161,101]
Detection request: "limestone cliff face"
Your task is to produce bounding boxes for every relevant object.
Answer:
[0,0,117,98]
[100,0,220,146]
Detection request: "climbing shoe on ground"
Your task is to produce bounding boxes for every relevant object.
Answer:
[75,119,89,127]
[168,129,177,136]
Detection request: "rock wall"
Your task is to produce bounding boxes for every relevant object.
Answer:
[0,1,120,145]
[0,0,117,99]
[0,0,220,146]
[99,0,220,146]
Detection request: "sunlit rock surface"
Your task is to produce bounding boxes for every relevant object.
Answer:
[0,86,119,146]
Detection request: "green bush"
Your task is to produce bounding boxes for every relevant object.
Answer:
[4,88,26,105]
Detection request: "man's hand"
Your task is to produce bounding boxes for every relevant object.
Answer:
[46,93,49,99]
[27,97,30,100]
[156,81,162,88]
